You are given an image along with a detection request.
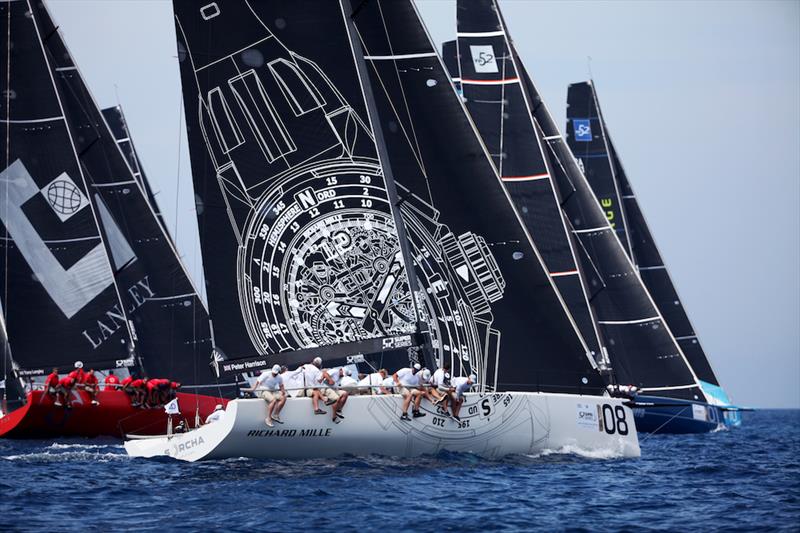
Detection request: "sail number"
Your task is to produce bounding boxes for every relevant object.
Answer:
[600,404,629,435]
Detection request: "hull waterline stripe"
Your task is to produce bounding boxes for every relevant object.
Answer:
[597,316,661,325]
[364,52,438,60]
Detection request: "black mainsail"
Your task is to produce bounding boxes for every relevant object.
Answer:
[31,2,217,388]
[0,0,135,384]
[452,0,706,401]
[173,0,421,369]
[447,14,603,362]
[566,80,723,389]
[348,0,603,393]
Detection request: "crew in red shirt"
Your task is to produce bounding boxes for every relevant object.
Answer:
[43,368,60,402]
[104,370,121,391]
[129,377,148,407]
[83,369,100,406]
[56,375,76,408]
[146,378,161,407]
[68,361,86,384]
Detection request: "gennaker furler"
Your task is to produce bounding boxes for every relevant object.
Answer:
[124,0,639,461]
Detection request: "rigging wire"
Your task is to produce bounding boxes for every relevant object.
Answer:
[2,1,11,407]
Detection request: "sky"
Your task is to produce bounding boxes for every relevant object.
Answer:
[46,0,799,408]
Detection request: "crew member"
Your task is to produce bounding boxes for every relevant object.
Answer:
[68,361,86,384]
[318,368,347,423]
[82,369,100,406]
[450,374,477,421]
[146,378,161,407]
[393,363,425,420]
[205,404,224,424]
[339,369,359,394]
[291,357,326,416]
[357,369,387,395]
[56,374,77,408]
[378,375,396,395]
[430,362,450,406]
[247,364,286,427]
[129,376,149,407]
[44,368,60,404]
[104,370,121,391]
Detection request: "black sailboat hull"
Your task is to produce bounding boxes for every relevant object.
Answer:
[631,395,741,434]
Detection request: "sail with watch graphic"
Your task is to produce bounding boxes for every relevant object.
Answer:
[123,0,639,461]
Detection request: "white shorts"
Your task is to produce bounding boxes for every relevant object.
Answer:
[258,390,283,402]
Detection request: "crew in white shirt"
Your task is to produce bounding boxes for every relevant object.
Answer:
[290,357,327,416]
[430,362,451,409]
[318,368,347,423]
[393,363,425,420]
[204,404,225,424]
[357,369,388,395]
[378,375,396,395]
[247,364,286,427]
[450,374,477,421]
[339,369,359,393]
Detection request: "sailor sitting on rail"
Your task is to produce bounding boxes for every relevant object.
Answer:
[379,375,396,395]
[339,369,359,394]
[291,357,327,416]
[357,369,388,395]
[430,362,451,409]
[246,364,286,427]
[450,374,477,421]
[318,367,347,424]
[394,363,426,421]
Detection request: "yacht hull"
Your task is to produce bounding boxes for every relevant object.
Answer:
[124,392,640,461]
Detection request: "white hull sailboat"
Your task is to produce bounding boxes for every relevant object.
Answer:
[124,393,640,461]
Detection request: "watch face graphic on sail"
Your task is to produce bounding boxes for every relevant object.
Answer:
[174,1,418,356]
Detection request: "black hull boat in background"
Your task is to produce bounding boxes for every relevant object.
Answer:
[565,80,743,431]
[444,0,744,433]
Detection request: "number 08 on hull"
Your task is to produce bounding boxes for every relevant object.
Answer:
[124,392,641,461]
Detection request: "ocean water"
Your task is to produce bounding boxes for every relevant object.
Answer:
[0,410,797,531]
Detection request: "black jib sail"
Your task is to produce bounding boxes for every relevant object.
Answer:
[102,106,171,243]
[453,0,705,401]
[29,2,218,388]
[172,1,421,370]
[348,0,604,393]
[447,19,602,362]
[0,0,136,384]
[566,80,723,388]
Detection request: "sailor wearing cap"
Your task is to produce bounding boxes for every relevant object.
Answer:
[205,404,225,424]
[338,368,359,394]
[393,363,425,421]
[450,374,477,421]
[248,364,287,427]
[289,357,327,416]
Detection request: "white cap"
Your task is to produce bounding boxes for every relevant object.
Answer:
[413,363,421,371]
[421,369,431,381]
[74,361,83,369]
[214,404,223,411]
[271,364,281,374]
[312,357,322,366]
[344,368,352,376]
[469,374,477,382]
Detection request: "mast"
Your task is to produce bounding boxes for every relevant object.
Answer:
[567,80,724,389]
[348,0,604,393]
[32,1,218,388]
[455,0,706,401]
[449,1,605,365]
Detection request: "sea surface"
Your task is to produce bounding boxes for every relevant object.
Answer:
[0,409,797,531]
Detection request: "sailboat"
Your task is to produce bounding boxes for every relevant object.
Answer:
[565,80,742,430]
[124,0,639,461]
[446,0,736,433]
[0,0,226,438]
